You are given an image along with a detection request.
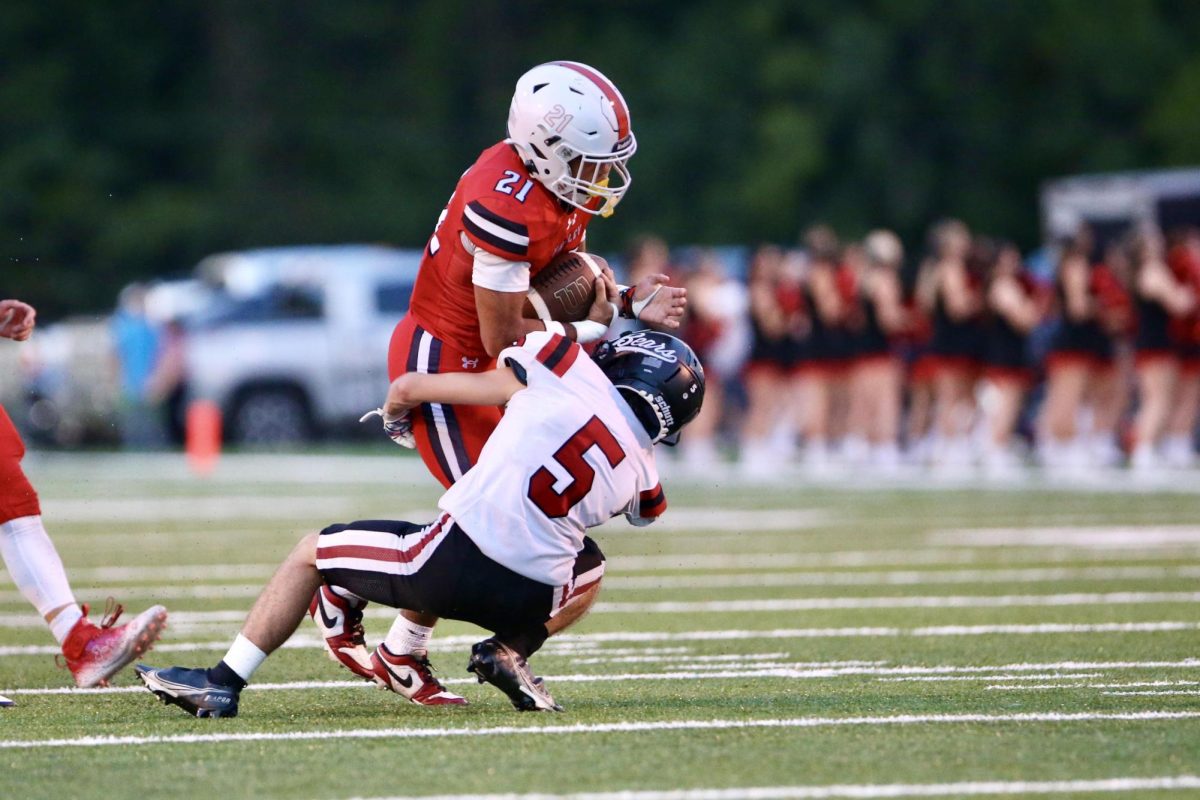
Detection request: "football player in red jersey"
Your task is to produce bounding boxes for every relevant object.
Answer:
[308,62,686,703]
[0,298,167,695]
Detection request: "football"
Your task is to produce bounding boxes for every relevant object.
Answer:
[523,251,608,323]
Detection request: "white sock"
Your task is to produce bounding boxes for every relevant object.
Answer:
[222,633,268,683]
[384,616,434,656]
[48,606,84,644]
[0,515,80,643]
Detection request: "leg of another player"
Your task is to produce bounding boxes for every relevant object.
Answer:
[213,533,323,688]
[137,533,321,717]
[1,413,166,688]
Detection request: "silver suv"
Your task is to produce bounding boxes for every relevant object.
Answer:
[187,245,421,443]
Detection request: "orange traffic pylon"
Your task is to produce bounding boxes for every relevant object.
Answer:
[185,400,222,476]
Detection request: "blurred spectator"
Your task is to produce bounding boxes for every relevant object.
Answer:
[739,245,807,475]
[145,319,189,446]
[1130,224,1195,470]
[676,249,748,469]
[927,219,983,466]
[1088,240,1135,467]
[110,284,163,448]
[980,241,1042,472]
[902,257,939,463]
[797,225,846,468]
[845,230,908,470]
[1039,237,1102,468]
[1164,227,1200,467]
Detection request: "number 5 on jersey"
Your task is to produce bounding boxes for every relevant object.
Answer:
[528,416,625,518]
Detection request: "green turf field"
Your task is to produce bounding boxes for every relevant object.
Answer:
[2,453,1199,799]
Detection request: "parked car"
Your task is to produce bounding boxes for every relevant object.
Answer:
[185,244,422,444]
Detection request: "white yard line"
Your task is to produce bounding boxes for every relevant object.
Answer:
[930,526,1200,549]
[354,775,1200,799]
[879,673,1101,683]
[989,680,1200,692]
[7,660,1199,696]
[2,711,1198,750]
[4,621,1199,655]
[593,592,1200,613]
[14,596,1200,631]
[603,565,1200,589]
[12,565,1194,604]
[1103,690,1200,696]
[7,550,1198,586]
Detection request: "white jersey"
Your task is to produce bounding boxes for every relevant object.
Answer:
[439,330,666,586]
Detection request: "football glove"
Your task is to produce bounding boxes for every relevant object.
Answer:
[359,407,415,449]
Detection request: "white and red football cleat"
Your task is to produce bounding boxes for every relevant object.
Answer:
[62,601,168,688]
[370,643,467,706]
[308,586,374,680]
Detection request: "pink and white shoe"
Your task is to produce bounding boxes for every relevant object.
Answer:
[309,586,374,680]
[371,644,467,706]
[62,601,168,688]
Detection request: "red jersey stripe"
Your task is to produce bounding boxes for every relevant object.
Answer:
[535,333,580,377]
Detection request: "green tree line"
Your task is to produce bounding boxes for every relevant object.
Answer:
[3,0,1200,317]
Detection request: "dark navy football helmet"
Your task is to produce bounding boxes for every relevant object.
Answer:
[593,329,705,444]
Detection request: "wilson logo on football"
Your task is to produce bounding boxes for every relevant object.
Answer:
[611,332,678,363]
[552,276,594,309]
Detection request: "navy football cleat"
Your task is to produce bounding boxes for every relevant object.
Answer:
[466,639,562,712]
[135,664,240,718]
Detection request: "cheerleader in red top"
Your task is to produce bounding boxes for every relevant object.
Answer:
[927,219,985,466]
[1130,225,1196,470]
[1163,227,1200,467]
[845,230,908,470]
[981,241,1044,471]
[740,245,807,472]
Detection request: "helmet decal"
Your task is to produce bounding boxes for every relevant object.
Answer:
[594,330,704,444]
[608,331,679,363]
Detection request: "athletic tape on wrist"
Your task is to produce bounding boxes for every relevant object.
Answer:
[571,319,609,343]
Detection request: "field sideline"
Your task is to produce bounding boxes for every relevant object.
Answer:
[2,452,1199,800]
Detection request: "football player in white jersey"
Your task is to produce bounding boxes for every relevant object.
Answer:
[135,326,705,716]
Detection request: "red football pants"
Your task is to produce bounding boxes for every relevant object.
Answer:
[387,315,502,489]
[0,404,41,523]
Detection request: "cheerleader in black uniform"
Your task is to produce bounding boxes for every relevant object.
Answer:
[981,241,1043,471]
[846,230,908,469]
[739,245,807,472]
[1039,237,1105,467]
[1163,228,1200,468]
[1087,242,1135,468]
[927,219,984,466]
[797,225,847,467]
[1130,226,1195,470]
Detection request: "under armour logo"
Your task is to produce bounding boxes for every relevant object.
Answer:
[462,357,480,370]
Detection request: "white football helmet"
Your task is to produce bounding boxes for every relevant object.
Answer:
[506,61,636,216]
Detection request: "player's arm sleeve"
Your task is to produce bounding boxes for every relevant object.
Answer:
[462,198,531,259]
[625,481,668,527]
[471,245,532,293]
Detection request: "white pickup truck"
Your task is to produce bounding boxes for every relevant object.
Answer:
[186,245,421,444]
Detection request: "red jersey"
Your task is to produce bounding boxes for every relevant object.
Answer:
[408,142,591,358]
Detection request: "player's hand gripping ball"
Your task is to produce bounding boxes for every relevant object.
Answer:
[522,251,611,323]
